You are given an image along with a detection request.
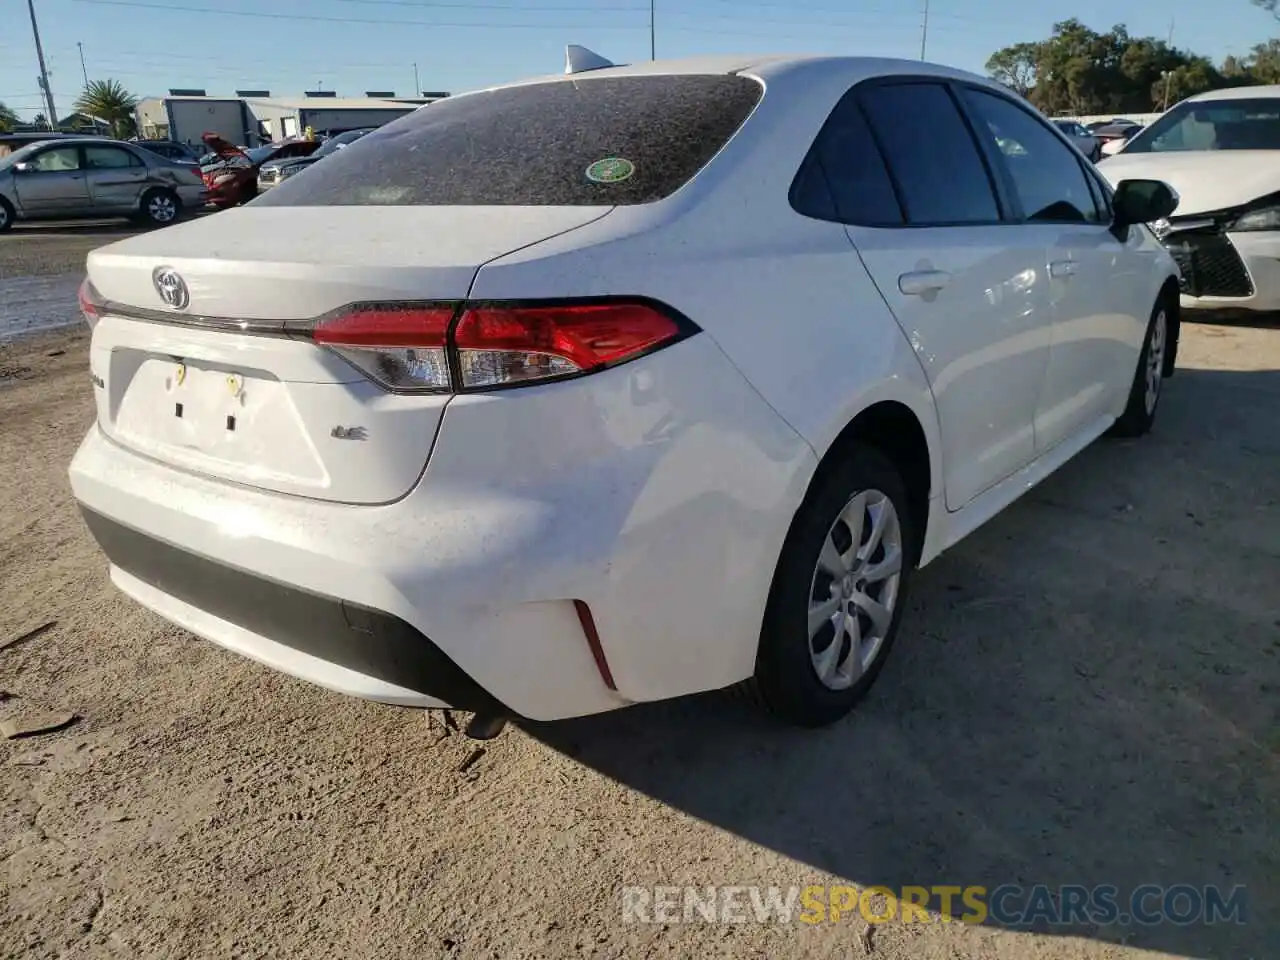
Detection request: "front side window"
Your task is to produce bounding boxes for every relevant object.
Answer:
[255,75,764,207]
[28,146,82,172]
[858,82,1000,225]
[962,89,1102,224]
[1125,97,1280,153]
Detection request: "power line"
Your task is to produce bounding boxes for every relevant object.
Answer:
[330,0,647,9]
[69,0,648,29]
[661,8,942,31]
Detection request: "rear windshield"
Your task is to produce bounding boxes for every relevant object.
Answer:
[253,74,764,207]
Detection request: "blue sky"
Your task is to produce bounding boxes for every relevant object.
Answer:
[2,0,1276,120]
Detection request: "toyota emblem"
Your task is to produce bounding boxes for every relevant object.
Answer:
[153,267,190,310]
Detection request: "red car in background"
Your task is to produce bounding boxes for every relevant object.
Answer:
[199,133,323,208]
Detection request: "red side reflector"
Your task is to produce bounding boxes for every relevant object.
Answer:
[78,277,103,329]
[573,600,617,691]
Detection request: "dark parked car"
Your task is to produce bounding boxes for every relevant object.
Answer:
[133,140,203,164]
[199,133,323,208]
[1094,122,1146,156]
[256,127,375,191]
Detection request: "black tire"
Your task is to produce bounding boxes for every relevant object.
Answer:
[744,444,917,727]
[0,196,14,233]
[1109,298,1171,439]
[137,188,180,227]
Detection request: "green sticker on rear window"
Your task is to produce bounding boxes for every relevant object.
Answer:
[585,157,635,184]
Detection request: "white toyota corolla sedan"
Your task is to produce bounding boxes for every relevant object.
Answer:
[69,52,1180,735]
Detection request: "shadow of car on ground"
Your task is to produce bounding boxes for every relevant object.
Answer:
[526,366,1280,960]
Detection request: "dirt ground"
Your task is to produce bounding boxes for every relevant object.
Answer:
[0,230,1276,959]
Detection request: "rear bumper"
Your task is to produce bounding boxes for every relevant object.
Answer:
[173,183,208,207]
[68,335,817,721]
[79,506,507,714]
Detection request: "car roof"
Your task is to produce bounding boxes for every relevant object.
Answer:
[0,131,78,140]
[1187,84,1280,103]
[12,135,131,145]
[464,53,997,99]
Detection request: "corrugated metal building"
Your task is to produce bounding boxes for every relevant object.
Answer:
[245,96,422,141]
[135,90,448,149]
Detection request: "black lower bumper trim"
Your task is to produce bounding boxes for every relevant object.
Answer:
[78,507,510,716]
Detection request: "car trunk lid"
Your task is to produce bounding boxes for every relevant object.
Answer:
[85,205,612,504]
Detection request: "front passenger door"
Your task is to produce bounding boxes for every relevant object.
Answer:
[958,88,1146,452]
[827,81,1053,510]
[12,145,90,214]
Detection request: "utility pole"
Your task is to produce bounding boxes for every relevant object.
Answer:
[413,62,420,97]
[650,0,655,60]
[77,41,89,87]
[1162,18,1176,111]
[26,0,58,128]
[919,0,930,61]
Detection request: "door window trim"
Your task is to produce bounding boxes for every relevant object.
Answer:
[952,83,1116,227]
[789,74,1019,229]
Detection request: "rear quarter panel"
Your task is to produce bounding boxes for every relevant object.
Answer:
[464,60,945,698]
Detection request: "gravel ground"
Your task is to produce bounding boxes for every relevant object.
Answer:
[1,230,1277,960]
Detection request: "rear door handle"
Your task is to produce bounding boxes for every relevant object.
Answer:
[898,270,952,296]
[1049,259,1078,278]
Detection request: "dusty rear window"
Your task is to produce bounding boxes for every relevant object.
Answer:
[253,74,763,207]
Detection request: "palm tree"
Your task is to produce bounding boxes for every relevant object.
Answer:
[0,101,18,133]
[75,79,138,138]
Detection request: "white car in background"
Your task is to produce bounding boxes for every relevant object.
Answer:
[1052,119,1102,161]
[70,52,1180,737]
[1099,86,1280,314]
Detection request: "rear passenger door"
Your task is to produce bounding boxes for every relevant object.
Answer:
[817,80,1053,510]
[84,144,150,213]
[958,87,1146,451]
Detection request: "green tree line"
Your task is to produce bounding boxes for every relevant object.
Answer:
[988,17,1280,116]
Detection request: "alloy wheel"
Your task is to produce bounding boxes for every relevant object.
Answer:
[149,194,177,223]
[807,489,903,691]
[1145,309,1167,415]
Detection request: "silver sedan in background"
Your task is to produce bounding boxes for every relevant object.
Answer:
[1052,119,1102,162]
[0,136,207,232]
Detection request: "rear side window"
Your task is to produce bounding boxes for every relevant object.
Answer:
[858,83,1000,225]
[255,75,763,207]
[793,93,903,225]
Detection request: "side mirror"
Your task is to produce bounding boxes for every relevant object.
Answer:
[1113,179,1179,233]
[12,161,32,173]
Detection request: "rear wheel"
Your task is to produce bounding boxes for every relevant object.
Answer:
[745,445,916,727]
[0,197,14,233]
[138,188,180,227]
[1109,300,1169,438]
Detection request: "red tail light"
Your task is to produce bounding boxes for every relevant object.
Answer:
[313,304,454,391]
[78,277,104,331]
[454,302,684,389]
[311,299,694,393]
